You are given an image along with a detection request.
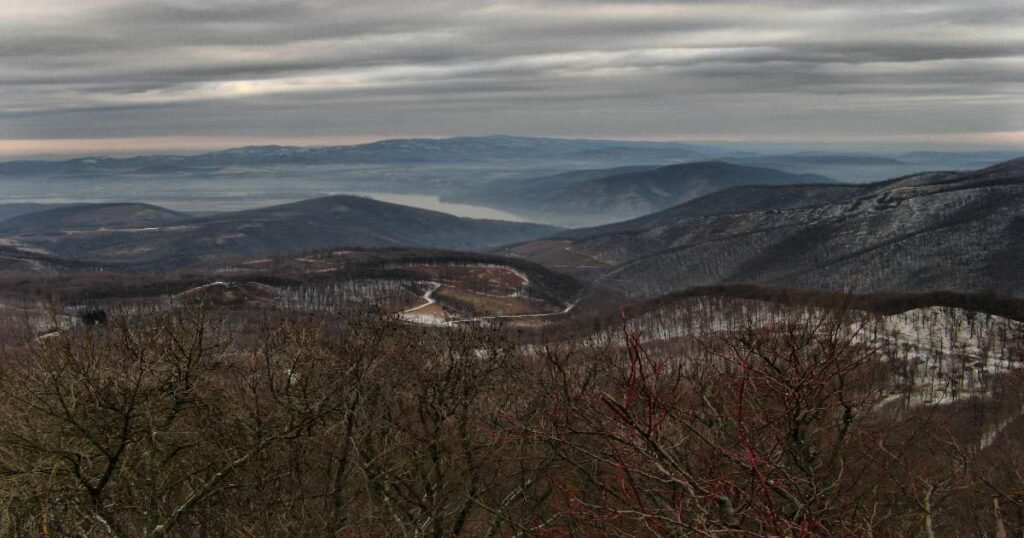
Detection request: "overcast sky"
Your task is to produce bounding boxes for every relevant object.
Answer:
[1,0,1022,157]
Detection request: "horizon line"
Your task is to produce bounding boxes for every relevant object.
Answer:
[1,132,1023,161]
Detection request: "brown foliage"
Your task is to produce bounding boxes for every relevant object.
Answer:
[0,300,1020,536]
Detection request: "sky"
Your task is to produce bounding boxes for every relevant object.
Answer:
[1,0,1022,157]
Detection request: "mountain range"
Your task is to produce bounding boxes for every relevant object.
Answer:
[4,144,1024,300]
[0,196,558,268]
[507,158,1024,298]
[0,203,187,233]
[1,135,1018,182]
[0,136,716,177]
[453,160,832,225]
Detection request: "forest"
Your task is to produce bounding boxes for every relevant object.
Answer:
[0,292,1021,537]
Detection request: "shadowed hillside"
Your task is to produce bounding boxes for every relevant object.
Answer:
[0,195,560,268]
[509,158,1024,298]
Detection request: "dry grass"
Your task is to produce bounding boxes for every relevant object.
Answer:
[507,240,608,268]
[436,286,557,317]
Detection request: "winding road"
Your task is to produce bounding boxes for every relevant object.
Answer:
[397,279,578,326]
[400,281,442,315]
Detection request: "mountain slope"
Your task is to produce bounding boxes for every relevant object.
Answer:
[0,203,188,233]
[719,151,1024,183]
[508,158,1024,298]
[460,161,832,225]
[563,183,870,237]
[449,165,659,218]
[721,153,917,182]
[0,203,70,223]
[3,196,559,267]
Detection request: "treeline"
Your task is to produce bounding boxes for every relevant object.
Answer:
[0,302,1022,536]
[375,251,584,306]
[279,279,421,314]
[0,271,301,306]
[5,248,584,313]
[626,284,1024,322]
[282,247,583,300]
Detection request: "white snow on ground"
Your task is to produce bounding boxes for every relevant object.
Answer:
[616,298,1022,410]
[0,238,51,254]
[281,279,415,313]
[63,225,196,234]
[449,300,579,324]
[864,307,1023,407]
[0,254,49,273]
[979,405,1024,450]
[400,313,452,326]
[873,307,1017,360]
[178,281,231,296]
[31,312,80,341]
[621,297,805,342]
[606,299,1023,449]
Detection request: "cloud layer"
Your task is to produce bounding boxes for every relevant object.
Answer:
[1,0,1022,154]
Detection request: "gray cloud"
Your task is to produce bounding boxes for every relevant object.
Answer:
[0,0,1021,154]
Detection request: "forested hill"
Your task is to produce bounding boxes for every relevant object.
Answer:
[508,157,1024,298]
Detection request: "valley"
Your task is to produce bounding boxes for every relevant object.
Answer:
[3,135,1019,227]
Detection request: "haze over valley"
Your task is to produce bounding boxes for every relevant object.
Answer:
[3,135,1021,226]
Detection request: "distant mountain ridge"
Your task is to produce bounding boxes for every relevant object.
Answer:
[455,160,833,225]
[0,203,72,223]
[0,136,718,176]
[0,203,188,233]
